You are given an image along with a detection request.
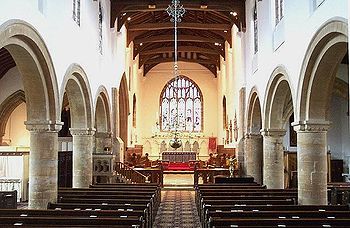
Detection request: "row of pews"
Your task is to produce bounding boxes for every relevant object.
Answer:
[0,183,160,227]
[195,182,350,228]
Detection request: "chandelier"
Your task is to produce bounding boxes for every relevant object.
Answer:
[166,0,185,149]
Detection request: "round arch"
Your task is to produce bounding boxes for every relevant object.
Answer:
[296,18,348,123]
[263,65,295,130]
[0,90,25,144]
[246,87,262,134]
[60,64,94,129]
[94,85,111,133]
[119,73,129,150]
[0,20,60,124]
[245,86,263,184]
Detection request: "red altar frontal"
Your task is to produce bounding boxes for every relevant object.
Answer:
[161,151,197,171]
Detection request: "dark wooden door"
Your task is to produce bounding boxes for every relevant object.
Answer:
[58,151,72,187]
[331,159,344,182]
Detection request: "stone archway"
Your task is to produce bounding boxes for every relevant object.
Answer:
[119,73,129,160]
[0,90,25,145]
[0,20,61,209]
[294,18,348,205]
[95,86,111,153]
[61,64,95,188]
[262,66,294,189]
[245,87,263,184]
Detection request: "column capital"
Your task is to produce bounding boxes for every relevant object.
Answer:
[245,133,261,139]
[25,120,63,133]
[292,120,331,132]
[260,129,286,137]
[70,128,96,136]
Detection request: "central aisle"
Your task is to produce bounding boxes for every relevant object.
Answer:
[154,190,201,228]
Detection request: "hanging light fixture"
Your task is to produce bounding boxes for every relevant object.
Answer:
[166,0,185,149]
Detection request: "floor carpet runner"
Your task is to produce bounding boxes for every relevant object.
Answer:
[154,190,201,228]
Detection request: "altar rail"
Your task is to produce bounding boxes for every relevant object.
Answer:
[162,151,196,163]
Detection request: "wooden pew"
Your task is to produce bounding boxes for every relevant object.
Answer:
[0,208,147,227]
[208,217,350,228]
[0,216,145,227]
[57,184,159,228]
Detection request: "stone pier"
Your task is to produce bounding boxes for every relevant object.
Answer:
[261,129,286,189]
[293,121,330,205]
[70,128,96,188]
[245,133,263,184]
[26,121,61,209]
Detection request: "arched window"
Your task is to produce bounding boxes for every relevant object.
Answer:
[223,96,227,129]
[132,94,136,128]
[160,76,203,132]
[72,0,80,26]
[253,1,258,54]
[98,1,103,54]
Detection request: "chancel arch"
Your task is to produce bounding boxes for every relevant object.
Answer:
[295,18,348,205]
[245,87,263,184]
[262,66,294,189]
[0,20,60,209]
[94,86,111,153]
[61,63,95,188]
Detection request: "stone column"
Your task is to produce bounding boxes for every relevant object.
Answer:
[261,129,286,189]
[70,128,96,188]
[26,121,61,209]
[95,132,111,153]
[293,121,330,205]
[245,133,263,184]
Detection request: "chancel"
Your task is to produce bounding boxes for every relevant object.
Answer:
[0,0,349,227]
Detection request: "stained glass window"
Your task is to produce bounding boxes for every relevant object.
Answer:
[160,76,203,132]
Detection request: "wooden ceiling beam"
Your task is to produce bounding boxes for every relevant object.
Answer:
[134,34,224,45]
[140,46,221,56]
[128,22,232,31]
[144,56,219,66]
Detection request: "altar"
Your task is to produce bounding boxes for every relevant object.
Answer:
[162,151,196,163]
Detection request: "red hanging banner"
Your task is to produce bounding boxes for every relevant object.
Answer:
[208,137,217,151]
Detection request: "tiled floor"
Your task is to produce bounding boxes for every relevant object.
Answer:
[154,190,201,228]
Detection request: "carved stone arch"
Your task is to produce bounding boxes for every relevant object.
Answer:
[246,87,262,134]
[0,20,60,209]
[94,85,111,133]
[0,90,25,144]
[60,64,94,130]
[160,140,167,154]
[0,19,60,125]
[193,141,199,153]
[263,65,295,130]
[184,141,190,151]
[94,86,111,153]
[294,18,348,205]
[296,18,348,123]
[119,73,129,148]
[143,140,151,154]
